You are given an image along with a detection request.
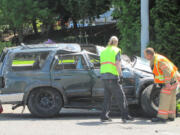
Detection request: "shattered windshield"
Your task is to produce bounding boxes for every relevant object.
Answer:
[133,56,152,73]
[121,55,133,68]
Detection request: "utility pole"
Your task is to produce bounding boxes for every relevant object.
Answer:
[141,0,149,57]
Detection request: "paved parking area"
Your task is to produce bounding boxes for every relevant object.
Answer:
[0,105,179,135]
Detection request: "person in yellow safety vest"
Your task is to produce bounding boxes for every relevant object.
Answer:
[100,36,133,123]
[144,48,180,122]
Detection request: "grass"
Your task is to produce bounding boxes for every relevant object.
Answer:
[177,98,180,113]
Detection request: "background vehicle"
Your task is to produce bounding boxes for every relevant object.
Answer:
[0,43,179,117]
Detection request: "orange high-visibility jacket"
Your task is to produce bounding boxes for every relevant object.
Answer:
[153,54,178,83]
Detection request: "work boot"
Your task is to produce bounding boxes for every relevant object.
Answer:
[122,115,134,123]
[122,118,127,123]
[168,118,175,121]
[126,115,134,121]
[100,117,112,122]
[100,114,112,122]
[151,117,167,123]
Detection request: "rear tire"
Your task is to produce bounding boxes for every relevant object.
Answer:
[27,88,63,118]
[141,84,160,117]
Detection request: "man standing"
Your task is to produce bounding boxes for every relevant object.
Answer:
[100,36,133,123]
[144,48,180,122]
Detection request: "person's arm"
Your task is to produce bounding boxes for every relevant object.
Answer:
[159,61,172,88]
[115,52,122,76]
[116,60,122,76]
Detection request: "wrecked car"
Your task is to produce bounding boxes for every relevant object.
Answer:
[0,43,179,117]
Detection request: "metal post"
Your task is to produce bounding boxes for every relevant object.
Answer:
[141,0,149,57]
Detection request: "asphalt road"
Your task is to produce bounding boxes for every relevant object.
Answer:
[0,105,179,135]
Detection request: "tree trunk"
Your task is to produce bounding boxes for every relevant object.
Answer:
[72,18,77,29]
[17,29,23,44]
[61,18,66,29]
[32,19,38,35]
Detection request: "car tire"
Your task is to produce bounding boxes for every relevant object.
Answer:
[141,84,160,117]
[27,88,63,118]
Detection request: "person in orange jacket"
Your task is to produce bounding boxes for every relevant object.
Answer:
[144,48,180,122]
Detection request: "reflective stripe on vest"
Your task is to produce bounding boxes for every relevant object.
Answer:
[101,61,116,67]
[100,46,121,76]
[153,54,178,83]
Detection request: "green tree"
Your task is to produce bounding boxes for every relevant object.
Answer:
[112,0,141,56]
[0,0,52,42]
[149,0,180,68]
[50,0,111,28]
[112,0,180,68]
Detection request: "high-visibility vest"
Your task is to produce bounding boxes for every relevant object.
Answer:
[100,45,121,76]
[153,54,178,83]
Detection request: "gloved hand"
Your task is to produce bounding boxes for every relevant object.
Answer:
[118,76,123,84]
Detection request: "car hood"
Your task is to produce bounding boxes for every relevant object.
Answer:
[133,56,152,73]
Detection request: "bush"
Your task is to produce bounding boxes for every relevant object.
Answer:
[149,0,180,69]
[0,41,13,53]
[112,0,140,56]
[113,0,180,69]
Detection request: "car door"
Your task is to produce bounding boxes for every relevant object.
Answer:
[88,53,136,99]
[51,53,92,100]
[87,54,104,99]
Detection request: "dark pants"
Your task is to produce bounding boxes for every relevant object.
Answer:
[101,79,128,119]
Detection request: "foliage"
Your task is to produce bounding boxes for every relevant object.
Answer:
[45,0,111,27]
[112,0,180,68]
[149,0,180,68]
[0,0,52,41]
[112,0,141,56]
[64,0,111,20]
[177,98,180,113]
[0,41,13,52]
[0,0,112,39]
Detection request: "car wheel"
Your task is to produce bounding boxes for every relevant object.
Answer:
[141,84,160,117]
[28,88,63,118]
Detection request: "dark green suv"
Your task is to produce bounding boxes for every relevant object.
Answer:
[0,43,179,117]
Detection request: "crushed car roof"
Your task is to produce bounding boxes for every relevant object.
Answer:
[4,43,81,53]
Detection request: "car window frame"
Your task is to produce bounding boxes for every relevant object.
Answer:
[86,52,100,69]
[52,53,89,71]
[8,51,50,72]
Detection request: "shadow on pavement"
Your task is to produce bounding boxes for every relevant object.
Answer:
[0,112,170,126]
[0,106,155,122]
[0,111,101,121]
[76,118,166,127]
